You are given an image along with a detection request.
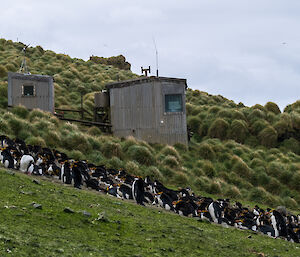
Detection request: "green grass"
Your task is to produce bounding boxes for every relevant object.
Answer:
[0,37,300,212]
[0,168,300,257]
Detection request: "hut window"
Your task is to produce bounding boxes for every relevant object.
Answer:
[22,85,35,96]
[165,94,183,112]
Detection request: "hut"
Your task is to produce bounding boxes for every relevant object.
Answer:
[105,76,188,145]
[7,72,54,113]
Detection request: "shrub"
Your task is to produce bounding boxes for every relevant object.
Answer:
[250,120,269,135]
[160,165,175,178]
[291,112,300,130]
[264,102,281,114]
[263,193,280,207]
[70,150,85,160]
[127,145,155,166]
[191,167,204,177]
[197,143,216,160]
[108,157,123,170]
[224,186,241,199]
[144,166,163,181]
[193,176,211,192]
[0,118,8,133]
[26,136,46,147]
[162,155,179,168]
[122,136,138,152]
[87,126,102,136]
[0,82,8,98]
[62,132,91,152]
[291,171,300,191]
[282,138,300,155]
[7,116,24,137]
[231,156,252,179]
[33,119,54,132]
[0,64,7,78]
[87,136,101,150]
[173,143,188,152]
[217,109,232,119]
[207,118,229,140]
[248,109,265,122]
[208,106,221,114]
[252,104,266,111]
[173,172,189,186]
[17,128,32,140]
[10,105,29,119]
[250,158,265,169]
[266,112,277,123]
[202,161,216,178]
[274,120,289,138]
[187,116,201,133]
[44,131,60,148]
[124,161,140,175]
[232,147,244,157]
[232,110,246,120]
[258,126,278,148]
[160,146,181,162]
[279,170,293,185]
[265,178,282,195]
[101,142,122,159]
[228,120,248,143]
[266,161,284,177]
[29,109,50,122]
[257,172,271,186]
[249,187,267,202]
[49,116,60,127]
[217,152,231,163]
[5,63,17,72]
[283,197,298,209]
[88,151,104,164]
[208,181,222,194]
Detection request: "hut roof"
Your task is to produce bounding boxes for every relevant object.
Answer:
[8,72,53,82]
[106,76,187,89]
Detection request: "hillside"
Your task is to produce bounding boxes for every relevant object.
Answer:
[0,38,300,211]
[0,39,137,117]
[0,168,299,257]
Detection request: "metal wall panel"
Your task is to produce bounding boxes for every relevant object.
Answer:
[7,72,54,112]
[109,77,188,145]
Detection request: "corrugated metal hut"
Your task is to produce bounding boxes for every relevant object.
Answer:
[7,72,54,113]
[106,76,188,145]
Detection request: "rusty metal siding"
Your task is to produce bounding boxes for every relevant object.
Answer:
[109,77,188,145]
[8,72,54,113]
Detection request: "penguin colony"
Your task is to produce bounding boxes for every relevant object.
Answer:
[1,135,300,243]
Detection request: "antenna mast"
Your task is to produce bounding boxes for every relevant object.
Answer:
[19,44,30,74]
[152,37,159,77]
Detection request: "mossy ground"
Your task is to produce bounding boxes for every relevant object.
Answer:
[0,168,300,257]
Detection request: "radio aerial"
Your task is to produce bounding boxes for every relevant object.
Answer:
[19,43,31,74]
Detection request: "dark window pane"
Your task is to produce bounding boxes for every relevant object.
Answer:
[165,94,182,112]
[23,85,34,96]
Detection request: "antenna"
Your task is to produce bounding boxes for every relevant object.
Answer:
[152,37,159,77]
[19,43,30,74]
[141,66,151,76]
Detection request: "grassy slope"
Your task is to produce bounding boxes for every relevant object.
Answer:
[0,168,299,257]
[0,39,137,118]
[0,38,300,211]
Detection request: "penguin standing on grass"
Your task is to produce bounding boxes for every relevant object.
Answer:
[132,177,145,206]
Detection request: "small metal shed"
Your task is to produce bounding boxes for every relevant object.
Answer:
[7,72,54,113]
[106,76,188,145]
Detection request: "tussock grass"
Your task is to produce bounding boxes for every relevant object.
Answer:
[0,39,299,210]
[127,145,154,166]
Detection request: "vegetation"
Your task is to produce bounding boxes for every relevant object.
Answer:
[0,39,137,119]
[1,168,300,256]
[0,38,300,212]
